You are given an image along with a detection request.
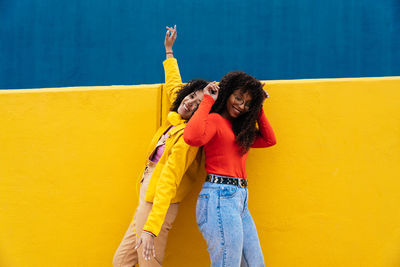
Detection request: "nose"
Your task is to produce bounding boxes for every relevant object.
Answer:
[237,102,246,111]
[186,98,195,108]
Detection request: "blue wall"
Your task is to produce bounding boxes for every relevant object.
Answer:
[1,0,399,89]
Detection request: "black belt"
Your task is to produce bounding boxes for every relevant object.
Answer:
[206,174,248,188]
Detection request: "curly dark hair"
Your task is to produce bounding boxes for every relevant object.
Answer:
[211,71,265,154]
[170,79,209,118]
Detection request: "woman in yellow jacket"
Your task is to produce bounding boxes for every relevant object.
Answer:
[113,25,208,266]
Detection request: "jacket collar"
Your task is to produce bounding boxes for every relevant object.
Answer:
[167,111,186,126]
[167,112,186,135]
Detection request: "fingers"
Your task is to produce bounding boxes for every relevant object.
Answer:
[166,25,174,31]
[203,82,219,101]
[211,82,219,94]
[134,237,142,250]
[166,25,175,32]
[259,82,269,99]
[142,243,155,261]
[143,244,149,261]
[172,28,177,40]
[164,25,177,51]
[203,83,211,95]
[165,26,176,38]
[208,82,219,95]
[137,233,156,261]
[172,25,177,39]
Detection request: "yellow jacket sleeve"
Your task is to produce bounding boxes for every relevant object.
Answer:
[142,135,199,236]
[163,58,183,104]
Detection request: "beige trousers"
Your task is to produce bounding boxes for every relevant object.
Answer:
[113,161,179,267]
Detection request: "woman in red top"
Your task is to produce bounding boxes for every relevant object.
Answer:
[183,72,276,267]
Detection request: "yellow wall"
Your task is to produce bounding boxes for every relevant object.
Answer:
[1,77,399,266]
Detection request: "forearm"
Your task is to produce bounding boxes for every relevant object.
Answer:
[183,95,216,146]
[163,25,181,101]
[143,179,177,236]
[143,141,199,236]
[252,108,277,147]
[164,25,176,60]
[163,58,182,103]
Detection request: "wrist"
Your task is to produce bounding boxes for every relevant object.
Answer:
[142,230,156,237]
[203,94,215,103]
[165,50,174,59]
[165,49,173,53]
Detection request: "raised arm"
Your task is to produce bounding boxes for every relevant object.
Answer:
[143,139,199,236]
[164,25,176,60]
[163,25,182,103]
[183,82,220,146]
[252,84,276,147]
[251,108,277,148]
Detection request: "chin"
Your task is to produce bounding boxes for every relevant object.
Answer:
[181,114,190,120]
[230,111,240,118]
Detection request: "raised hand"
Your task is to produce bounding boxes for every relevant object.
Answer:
[164,25,177,52]
[260,82,269,101]
[203,82,220,102]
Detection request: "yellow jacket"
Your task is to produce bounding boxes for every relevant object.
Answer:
[139,58,205,236]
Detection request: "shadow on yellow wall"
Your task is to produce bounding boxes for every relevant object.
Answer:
[1,77,400,266]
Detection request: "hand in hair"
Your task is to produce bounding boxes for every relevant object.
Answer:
[203,82,219,101]
[260,82,269,102]
[165,25,177,54]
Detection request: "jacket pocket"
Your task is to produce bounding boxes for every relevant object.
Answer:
[196,194,209,227]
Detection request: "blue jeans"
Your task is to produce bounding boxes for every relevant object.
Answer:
[196,181,265,267]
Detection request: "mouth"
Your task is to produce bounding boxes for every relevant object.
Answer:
[233,106,242,115]
[183,103,190,112]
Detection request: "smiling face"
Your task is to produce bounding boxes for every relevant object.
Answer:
[222,89,253,120]
[177,90,204,120]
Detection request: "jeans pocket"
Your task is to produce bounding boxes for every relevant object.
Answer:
[219,186,238,199]
[196,194,209,227]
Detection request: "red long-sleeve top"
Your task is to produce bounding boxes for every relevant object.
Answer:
[183,95,276,179]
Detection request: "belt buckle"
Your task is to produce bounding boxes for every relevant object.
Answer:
[239,179,245,188]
